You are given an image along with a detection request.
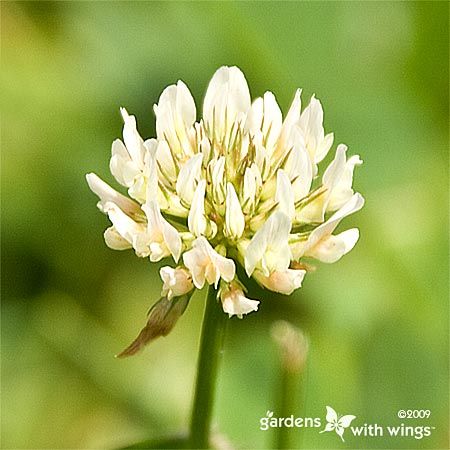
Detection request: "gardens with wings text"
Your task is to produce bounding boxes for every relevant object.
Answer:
[260,406,435,442]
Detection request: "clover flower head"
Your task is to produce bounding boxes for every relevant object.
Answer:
[87,66,364,346]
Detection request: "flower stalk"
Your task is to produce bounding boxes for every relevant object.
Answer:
[189,285,227,449]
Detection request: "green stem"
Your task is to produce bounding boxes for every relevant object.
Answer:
[275,368,302,449]
[189,285,227,449]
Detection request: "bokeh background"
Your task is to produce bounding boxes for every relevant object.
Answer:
[2,1,448,449]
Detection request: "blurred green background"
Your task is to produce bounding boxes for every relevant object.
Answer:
[1,1,448,449]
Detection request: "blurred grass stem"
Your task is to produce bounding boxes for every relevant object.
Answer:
[189,285,226,449]
[276,366,302,449]
[272,321,309,449]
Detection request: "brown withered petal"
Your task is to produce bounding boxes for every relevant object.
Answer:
[116,294,191,358]
[290,260,316,272]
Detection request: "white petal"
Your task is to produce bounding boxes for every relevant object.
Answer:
[305,228,359,263]
[199,141,212,168]
[212,252,236,284]
[242,164,262,213]
[261,92,283,149]
[286,145,313,202]
[104,202,146,251]
[183,248,207,289]
[265,212,293,252]
[109,137,144,190]
[299,96,333,164]
[298,153,364,224]
[276,169,295,219]
[144,140,159,199]
[294,190,327,224]
[127,173,147,203]
[245,226,271,277]
[225,183,245,239]
[221,288,259,318]
[109,139,135,187]
[211,156,226,205]
[174,80,196,126]
[154,140,177,182]
[176,153,203,205]
[86,173,140,215]
[246,97,264,135]
[104,226,132,250]
[203,66,251,140]
[298,194,364,260]
[133,231,153,258]
[299,96,323,140]
[143,137,158,158]
[254,138,270,178]
[246,91,282,151]
[183,237,235,289]
[299,96,321,151]
[317,132,334,163]
[318,193,365,237]
[155,80,196,156]
[323,144,347,192]
[188,179,207,237]
[183,238,209,288]
[305,143,349,219]
[161,226,182,263]
[278,89,301,150]
[245,211,292,276]
[254,268,306,295]
[120,107,145,168]
[143,200,182,262]
[327,151,363,212]
[156,81,196,133]
[283,89,302,133]
[160,266,193,299]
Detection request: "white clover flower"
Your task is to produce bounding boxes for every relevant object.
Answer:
[87,66,364,347]
[183,237,235,289]
[219,281,259,319]
[160,266,193,300]
[253,268,306,296]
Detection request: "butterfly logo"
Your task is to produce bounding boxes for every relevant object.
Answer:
[319,405,356,442]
